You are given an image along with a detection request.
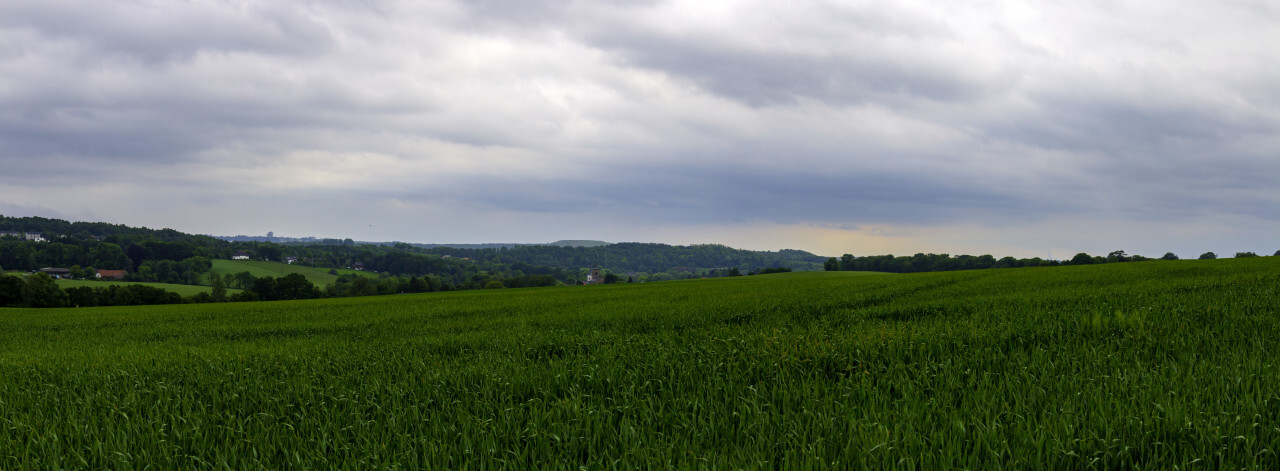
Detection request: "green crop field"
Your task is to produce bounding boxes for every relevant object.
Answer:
[210,259,376,287]
[2,259,1278,468]
[53,279,241,297]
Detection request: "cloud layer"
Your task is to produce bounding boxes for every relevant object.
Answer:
[2,0,1278,257]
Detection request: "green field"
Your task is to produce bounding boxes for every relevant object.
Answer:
[210,259,375,287]
[2,259,1279,468]
[53,279,240,297]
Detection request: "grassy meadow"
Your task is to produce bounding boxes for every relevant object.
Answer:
[209,259,375,287]
[54,279,242,297]
[1,259,1278,468]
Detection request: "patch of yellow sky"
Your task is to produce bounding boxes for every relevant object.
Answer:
[645,220,1116,260]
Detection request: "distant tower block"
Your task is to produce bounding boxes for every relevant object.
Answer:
[267,231,274,238]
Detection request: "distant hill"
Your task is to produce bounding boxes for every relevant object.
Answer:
[213,234,332,244]
[409,239,609,250]
[543,240,611,248]
[415,242,829,274]
[407,242,524,250]
[210,236,614,250]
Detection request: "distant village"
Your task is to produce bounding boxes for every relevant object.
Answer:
[0,231,46,243]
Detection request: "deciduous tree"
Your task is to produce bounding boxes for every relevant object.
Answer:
[0,275,23,307]
[22,273,68,308]
[1070,253,1094,265]
[211,277,228,302]
[1107,250,1129,263]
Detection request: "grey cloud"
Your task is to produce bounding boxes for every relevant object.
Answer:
[455,0,659,28]
[988,92,1272,156]
[2,0,1278,255]
[446,1,996,107]
[381,151,1053,227]
[0,3,327,176]
[599,40,996,107]
[0,112,199,164]
[579,7,999,107]
[0,201,78,221]
[973,86,1280,222]
[0,1,337,65]
[0,102,301,174]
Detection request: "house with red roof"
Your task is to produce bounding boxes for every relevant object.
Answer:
[96,269,127,280]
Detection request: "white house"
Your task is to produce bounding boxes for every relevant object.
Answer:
[0,232,45,242]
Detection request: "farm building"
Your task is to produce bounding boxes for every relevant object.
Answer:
[584,267,604,285]
[39,268,71,279]
[96,269,127,280]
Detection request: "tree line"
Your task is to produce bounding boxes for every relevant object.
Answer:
[823,250,1280,273]
[410,243,826,274]
[0,273,182,308]
[0,269,563,308]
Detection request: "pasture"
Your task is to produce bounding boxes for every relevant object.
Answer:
[53,279,238,297]
[210,259,375,287]
[1,259,1278,468]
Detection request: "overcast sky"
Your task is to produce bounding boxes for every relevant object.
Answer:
[2,0,1277,258]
